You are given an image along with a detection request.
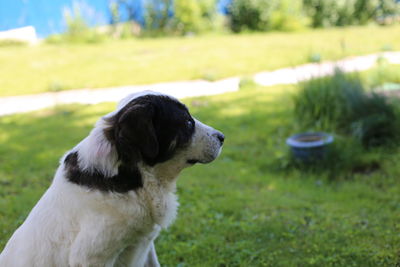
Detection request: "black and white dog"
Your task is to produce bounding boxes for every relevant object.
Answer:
[0,91,224,267]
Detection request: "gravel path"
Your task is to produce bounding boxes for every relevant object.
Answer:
[1,51,399,116]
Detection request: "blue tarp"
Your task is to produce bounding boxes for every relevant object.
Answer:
[0,0,230,37]
[0,0,112,37]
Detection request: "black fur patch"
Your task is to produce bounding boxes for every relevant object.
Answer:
[65,94,195,193]
[64,152,143,193]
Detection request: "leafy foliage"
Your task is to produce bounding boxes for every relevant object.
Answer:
[174,0,203,33]
[303,0,400,27]
[228,0,400,32]
[174,0,221,34]
[228,0,276,32]
[269,0,309,31]
[294,70,400,147]
[144,0,174,34]
[294,70,364,130]
[228,0,308,32]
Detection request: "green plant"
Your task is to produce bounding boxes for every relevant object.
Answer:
[303,0,400,27]
[270,0,309,31]
[376,0,400,24]
[229,0,308,33]
[294,70,399,147]
[173,0,218,34]
[294,70,363,130]
[174,0,203,33]
[64,5,105,43]
[228,0,277,32]
[198,0,222,30]
[239,76,257,89]
[144,0,174,34]
[353,0,378,25]
[307,52,322,63]
[302,0,340,27]
[350,93,398,146]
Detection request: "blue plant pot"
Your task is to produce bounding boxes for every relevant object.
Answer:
[286,132,334,162]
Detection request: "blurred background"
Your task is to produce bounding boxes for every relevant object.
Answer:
[1,0,400,266]
[1,0,399,38]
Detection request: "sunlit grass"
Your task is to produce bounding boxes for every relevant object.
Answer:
[0,25,399,96]
[1,84,399,265]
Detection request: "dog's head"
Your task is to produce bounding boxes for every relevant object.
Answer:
[104,91,224,166]
[64,91,224,193]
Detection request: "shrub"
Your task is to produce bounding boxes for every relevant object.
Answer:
[307,52,322,63]
[350,92,397,146]
[303,0,400,27]
[302,0,361,27]
[302,0,339,27]
[174,0,203,33]
[144,0,174,34]
[64,10,94,42]
[353,0,382,25]
[173,0,220,34]
[294,70,364,130]
[269,0,309,31]
[228,0,277,32]
[293,70,399,147]
[376,0,400,24]
[228,0,308,32]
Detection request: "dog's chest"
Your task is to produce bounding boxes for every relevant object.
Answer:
[142,186,179,229]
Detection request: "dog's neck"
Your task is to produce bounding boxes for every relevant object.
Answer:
[140,159,184,193]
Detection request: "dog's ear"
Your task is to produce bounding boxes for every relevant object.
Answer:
[112,103,159,163]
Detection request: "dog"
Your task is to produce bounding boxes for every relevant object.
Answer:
[0,91,224,267]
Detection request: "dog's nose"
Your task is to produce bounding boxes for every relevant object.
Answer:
[213,132,225,145]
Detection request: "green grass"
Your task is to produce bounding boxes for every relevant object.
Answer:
[0,25,400,96]
[1,86,399,266]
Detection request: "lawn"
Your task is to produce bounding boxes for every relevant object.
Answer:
[0,25,399,97]
[0,85,399,266]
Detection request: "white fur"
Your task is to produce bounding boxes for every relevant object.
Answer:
[0,91,223,267]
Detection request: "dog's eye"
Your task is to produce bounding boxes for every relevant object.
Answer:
[186,120,194,128]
